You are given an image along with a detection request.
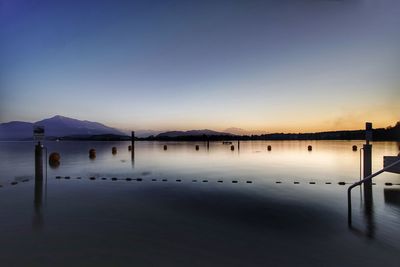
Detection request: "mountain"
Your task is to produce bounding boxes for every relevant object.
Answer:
[224,127,249,135]
[134,129,164,138]
[157,129,233,138]
[0,115,126,140]
[224,127,267,136]
[36,115,125,137]
[0,121,34,140]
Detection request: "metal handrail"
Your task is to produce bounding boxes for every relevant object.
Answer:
[347,158,400,225]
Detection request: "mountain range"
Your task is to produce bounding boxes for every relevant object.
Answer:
[0,115,126,140]
[223,127,266,136]
[156,129,232,138]
[4,115,396,141]
[0,115,235,140]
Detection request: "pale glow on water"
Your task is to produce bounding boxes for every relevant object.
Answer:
[1,140,398,184]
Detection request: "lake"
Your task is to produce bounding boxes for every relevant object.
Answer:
[0,140,399,266]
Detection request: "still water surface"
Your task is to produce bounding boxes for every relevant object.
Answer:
[0,141,399,266]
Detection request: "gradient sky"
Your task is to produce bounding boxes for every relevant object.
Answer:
[1,0,399,133]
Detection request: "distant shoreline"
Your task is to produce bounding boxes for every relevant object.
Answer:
[0,139,398,142]
[141,126,399,142]
[1,124,398,142]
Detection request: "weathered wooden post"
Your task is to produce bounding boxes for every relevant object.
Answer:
[363,122,373,208]
[35,142,44,182]
[34,148,43,206]
[33,125,45,183]
[131,131,135,167]
[33,139,44,230]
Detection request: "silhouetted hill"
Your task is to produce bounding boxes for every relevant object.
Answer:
[36,115,125,137]
[134,130,164,138]
[0,115,127,140]
[223,127,248,135]
[1,117,398,141]
[52,134,131,141]
[143,122,400,141]
[251,122,399,141]
[0,121,34,140]
[157,129,233,138]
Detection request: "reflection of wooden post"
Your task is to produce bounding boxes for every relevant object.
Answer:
[238,140,240,150]
[35,142,43,182]
[33,141,44,230]
[131,131,135,150]
[131,131,135,162]
[363,122,373,208]
[34,176,43,206]
[33,176,44,230]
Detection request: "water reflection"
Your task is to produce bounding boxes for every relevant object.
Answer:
[1,141,399,185]
[11,179,398,267]
[349,187,375,239]
[33,178,44,231]
[363,191,375,238]
[131,146,135,168]
[0,139,398,266]
[384,188,400,206]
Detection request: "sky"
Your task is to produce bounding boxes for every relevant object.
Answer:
[1,0,399,133]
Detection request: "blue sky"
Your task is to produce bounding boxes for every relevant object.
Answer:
[1,0,399,132]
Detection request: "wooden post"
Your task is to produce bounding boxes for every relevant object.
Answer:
[363,122,373,208]
[35,142,43,182]
[131,131,135,162]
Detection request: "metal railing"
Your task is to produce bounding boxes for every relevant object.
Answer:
[347,158,400,225]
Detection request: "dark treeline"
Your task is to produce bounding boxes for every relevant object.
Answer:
[140,122,400,142]
[41,122,399,141]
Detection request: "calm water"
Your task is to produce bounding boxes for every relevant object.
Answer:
[0,140,399,266]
